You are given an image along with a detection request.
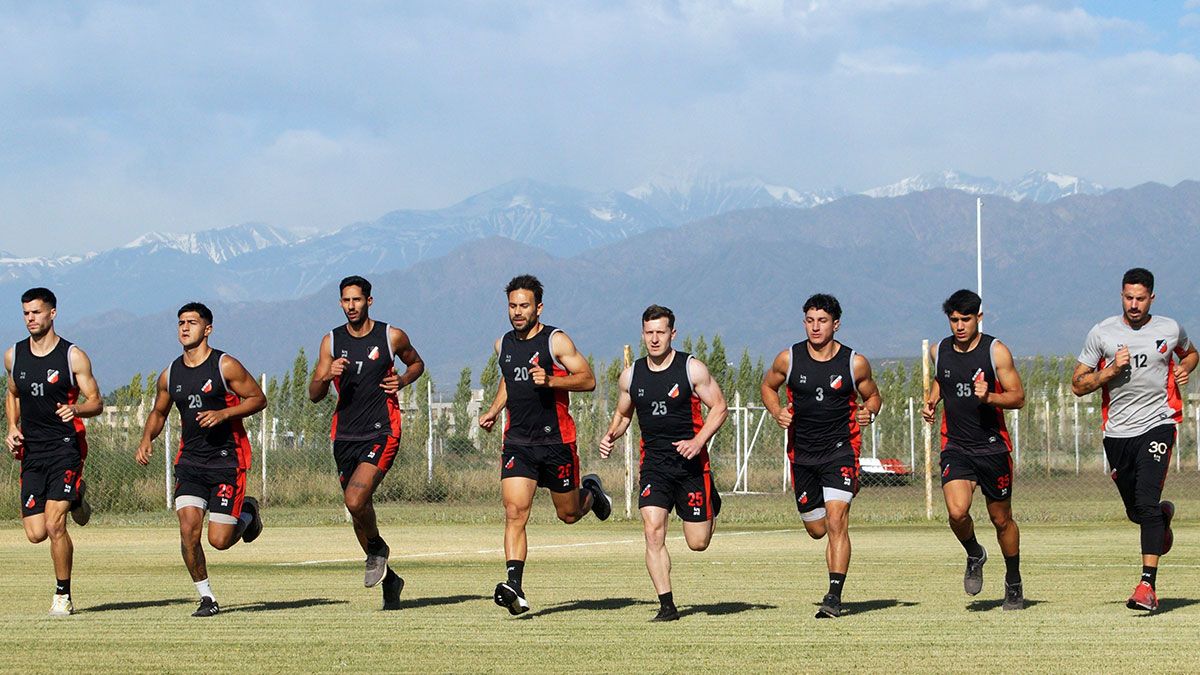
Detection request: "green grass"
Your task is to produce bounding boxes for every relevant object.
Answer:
[2,496,1199,673]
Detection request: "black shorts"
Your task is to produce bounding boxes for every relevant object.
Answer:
[790,456,858,520]
[500,442,580,493]
[19,447,84,517]
[333,435,400,490]
[940,446,1013,501]
[1103,424,1174,523]
[638,466,719,522]
[174,463,247,524]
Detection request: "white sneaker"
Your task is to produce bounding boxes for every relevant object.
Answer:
[49,594,74,616]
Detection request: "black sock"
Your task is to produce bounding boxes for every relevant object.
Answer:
[658,591,675,610]
[828,573,847,598]
[1004,554,1021,584]
[961,534,984,558]
[384,567,399,583]
[506,560,524,589]
[1142,565,1157,590]
[56,579,70,596]
[366,536,387,556]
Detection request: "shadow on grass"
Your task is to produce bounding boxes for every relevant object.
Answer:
[225,598,349,613]
[81,598,194,613]
[523,597,655,618]
[1108,597,1200,615]
[967,598,1043,612]
[386,594,489,611]
[679,601,777,618]
[821,599,920,615]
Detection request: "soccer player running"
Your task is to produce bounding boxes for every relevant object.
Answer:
[600,305,728,621]
[309,276,424,610]
[135,303,267,617]
[761,293,881,619]
[4,287,102,616]
[479,274,612,616]
[921,290,1026,610]
[1071,268,1196,612]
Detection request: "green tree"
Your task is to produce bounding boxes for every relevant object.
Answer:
[708,335,730,398]
[480,352,499,407]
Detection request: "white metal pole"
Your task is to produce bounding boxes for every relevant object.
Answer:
[260,373,268,500]
[908,397,915,471]
[783,428,789,491]
[426,378,433,482]
[1195,407,1199,471]
[734,391,743,492]
[1014,408,1020,474]
[164,412,173,510]
[922,339,933,521]
[623,345,633,519]
[976,197,983,308]
[1073,398,1079,475]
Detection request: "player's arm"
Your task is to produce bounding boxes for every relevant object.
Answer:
[1172,334,1198,388]
[4,347,22,457]
[673,358,729,460]
[852,354,882,426]
[921,344,942,424]
[381,326,425,394]
[196,355,267,429]
[540,331,596,392]
[309,333,347,403]
[760,349,792,429]
[479,338,506,432]
[1072,327,1127,396]
[61,346,104,422]
[599,366,635,458]
[135,369,175,465]
[981,340,1025,410]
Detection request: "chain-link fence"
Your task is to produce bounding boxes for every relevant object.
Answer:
[4,347,1199,523]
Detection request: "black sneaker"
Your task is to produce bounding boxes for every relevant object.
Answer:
[241,496,263,543]
[365,543,390,588]
[964,548,987,596]
[1002,581,1025,611]
[192,596,220,617]
[382,571,405,610]
[651,605,680,622]
[494,581,529,616]
[582,474,612,521]
[1161,501,1175,556]
[70,480,92,527]
[815,593,841,618]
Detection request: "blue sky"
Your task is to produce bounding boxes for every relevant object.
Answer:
[2,1,1199,255]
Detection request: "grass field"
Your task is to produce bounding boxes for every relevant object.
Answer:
[3,496,1199,673]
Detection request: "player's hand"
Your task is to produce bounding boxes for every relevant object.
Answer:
[55,403,77,422]
[380,372,401,395]
[135,442,153,465]
[195,409,229,428]
[1112,345,1131,371]
[673,437,704,460]
[5,427,23,458]
[1175,363,1190,388]
[921,400,937,425]
[479,410,498,433]
[329,357,349,380]
[973,377,990,403]
[599,432,616,459]
[530,365,550,387]
[855,406,874,426]
[771,408,793,429]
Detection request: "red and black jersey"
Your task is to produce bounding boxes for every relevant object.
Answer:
[330,321,402,442]
[500,325,576,446]
[168,349,251,470]
[12,337,85,452]
[785,341,861,466]
[935,334,1011,456]
[632,351,706,473]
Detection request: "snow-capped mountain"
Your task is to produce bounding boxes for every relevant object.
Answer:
[863,170,1104,202]
[121,222,301,263]
[627,170,846,224]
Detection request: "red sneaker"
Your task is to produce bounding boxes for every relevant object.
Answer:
[1161,501,1175,556]
[1126,581,1158,611]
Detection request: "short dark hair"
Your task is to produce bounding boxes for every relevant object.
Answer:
[942,289,982,316]
[803,293,842,321]
[20,287,56,308]
[339,275,372,297]
[178,302,214,324]
[1122,267,1154,293]
[642,304,675,328]
[505,274,543,304]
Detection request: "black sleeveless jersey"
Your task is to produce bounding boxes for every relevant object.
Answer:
[168,349,251,469]
[500,325,576,445]
[12,337,84,451]
[632,351,707,474]
[935,334,1011,455]
[330,321,402,441]
[786,341,861,465]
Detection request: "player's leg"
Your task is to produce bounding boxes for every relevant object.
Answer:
[679,470,718,552]
[42,499,74,615]
[343,461,391,587]
[942,449,988,596]
[206,470,258,550]
[175,498,219,617]
[792,463,828,539]
[22,513,48,543]
[21,460,50,544]
[641,505,677,621]
[546,443,606,523]
[978,452,1022,609]
[496,476,537,615]
[815,460,858,619]
[1126,426,1174,611]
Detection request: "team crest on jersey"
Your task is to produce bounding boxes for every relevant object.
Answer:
[667,383,680,398]
[829,375,843,390]
[368,346,380,361]
[529,351,540,366]
[201,379,213,394]
[798,491,808,505]
[25,495,36,509]
[505,456,515,470]
[641,484,652,498]
[1157,339,1169,354]
[46,369,59,384]
[972,368,985,382]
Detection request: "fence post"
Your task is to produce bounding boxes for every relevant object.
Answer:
[1044,398,1051,478]
[426,378,433,483]
[164,411,173,510]
[1013,408,1020,474]
[733,391,743,491]
[260,373,268,501]
[921,339,932,521]
[623,345,633,519]
[1195,407,1199,471]
[907,397,915,472]
[1073,398,1079,475]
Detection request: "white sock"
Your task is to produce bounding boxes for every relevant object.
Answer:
[195,578,215,601]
